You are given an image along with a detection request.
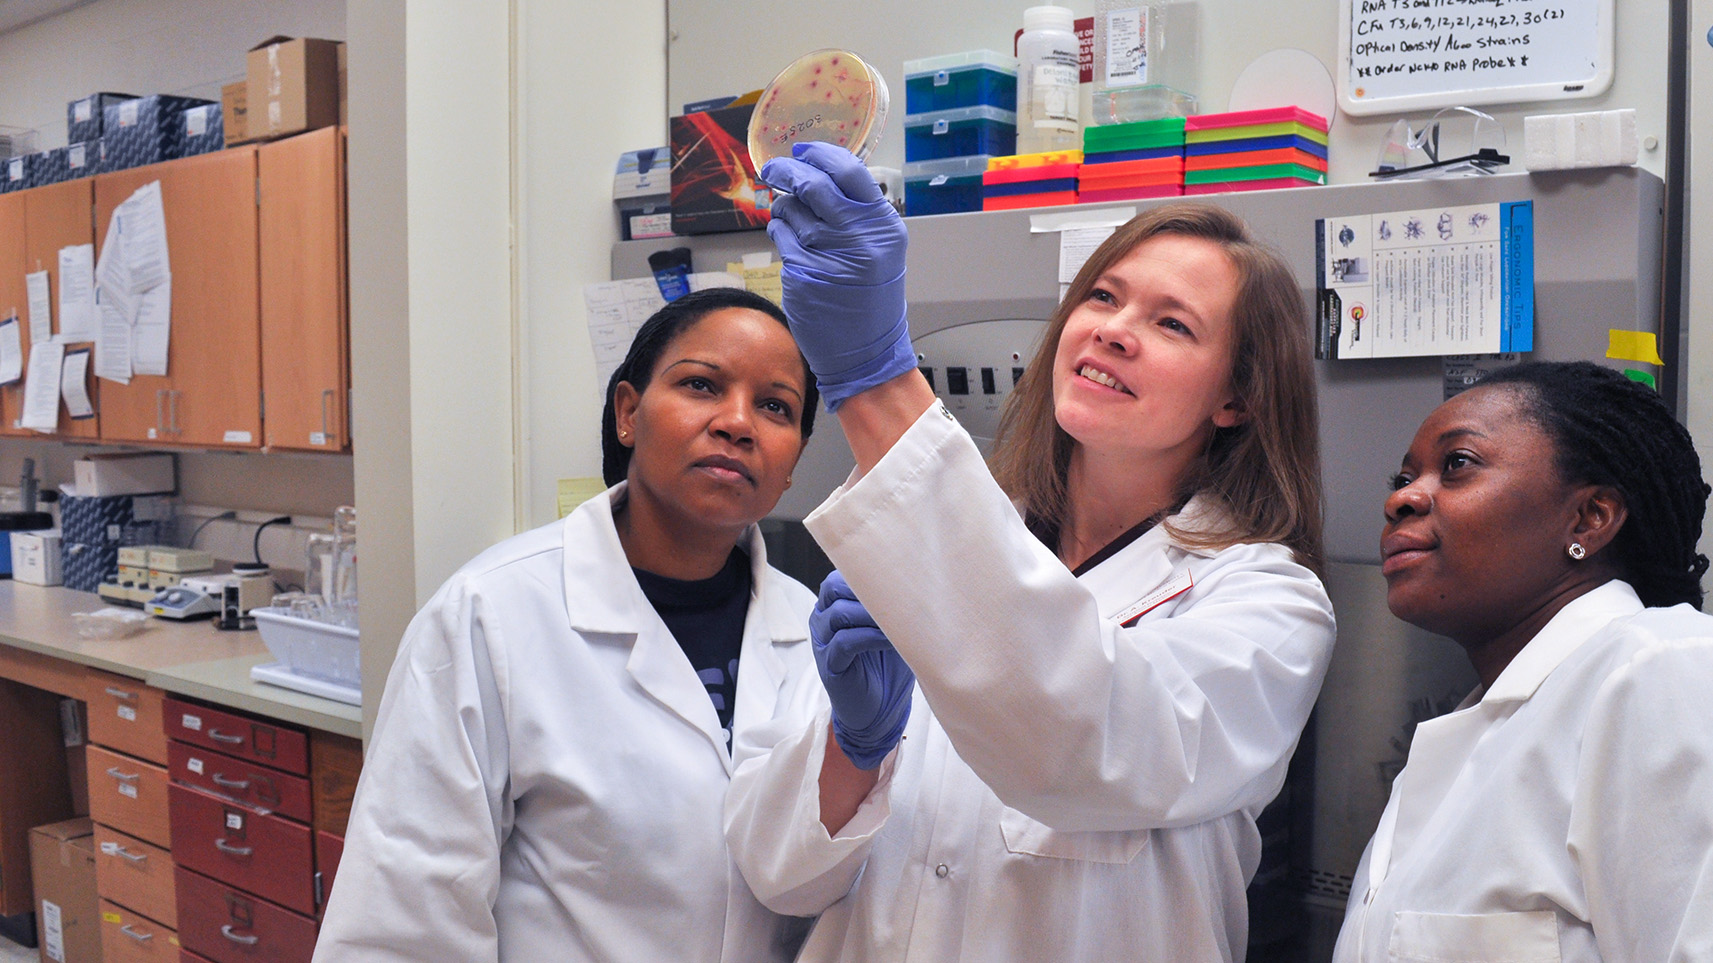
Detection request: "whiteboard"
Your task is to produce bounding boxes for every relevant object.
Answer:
[1338,0,1613,116]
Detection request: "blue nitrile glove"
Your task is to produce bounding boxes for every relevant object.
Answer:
[760,142,916,410]
[810,570,915,769]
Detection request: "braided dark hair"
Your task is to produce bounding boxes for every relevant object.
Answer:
[600,287,817,486]
[1478,360,1710,609]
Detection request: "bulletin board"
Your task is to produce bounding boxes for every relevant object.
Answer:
[1338,0,1613,116]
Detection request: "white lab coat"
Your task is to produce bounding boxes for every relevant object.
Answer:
[1332,580,1713,963]
[312,485,818,963]
[725,404,1336,961]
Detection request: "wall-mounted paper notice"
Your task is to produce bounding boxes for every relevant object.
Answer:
[95,295,132,384]
[0,319,21,386]
[57,244,98,342]
[118,181,170,293]
[1316,200,1534,359]
[583,278,666,391]
[1059,226,1117,283]
[25,270,51,344]
[20,340,64,432]
[61,348,93,419]
[131,278,171,376]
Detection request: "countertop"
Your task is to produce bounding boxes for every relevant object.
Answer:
[0,580,363,738]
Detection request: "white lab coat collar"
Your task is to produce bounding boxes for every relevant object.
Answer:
[1073,493,1224,622]
[558,482,807,769]
[1479,579,1643,704]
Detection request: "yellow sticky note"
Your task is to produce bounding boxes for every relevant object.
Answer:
[728,259,783,305]
[1606,329,1664,365]
[557,477,608,518]
[102,912,122,924]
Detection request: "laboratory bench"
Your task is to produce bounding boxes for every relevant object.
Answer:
[0,579,362,962]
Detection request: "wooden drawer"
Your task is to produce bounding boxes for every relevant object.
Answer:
[170,741,312,822]
[100,898,179,963]
[168,784,315,916]
[309,730,362,836]
[314,831,343,918]
[90,744,173,848]
[164,699,308,775]
[175,866,317,963]
[95,823,178,929]
[88,670,168,765]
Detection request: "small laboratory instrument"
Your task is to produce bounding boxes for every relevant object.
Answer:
[145,584,221,620]
[747,48,890,167]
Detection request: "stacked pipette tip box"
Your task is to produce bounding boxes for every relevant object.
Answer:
[1078,117,1186,203]
[901,50,1018,216]
[981,150,1082,211]
[1182,107,1328,194]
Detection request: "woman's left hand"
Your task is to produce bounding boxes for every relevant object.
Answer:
[762,142,916,410]
[809,569,915,769]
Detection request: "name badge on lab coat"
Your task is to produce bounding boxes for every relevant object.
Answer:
[1115,569,1194,627]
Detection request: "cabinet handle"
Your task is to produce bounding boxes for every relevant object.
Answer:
[170,389,182,436]
[221,925,260,945]
[321,389,335,443]
[207,728,245,745]
[120,924,154,942]
[155,389,165,435]
[103,686,138,700]
[105,766,140,782]
[215,837,254,857]
[113,845,148,863]
[211,772,251,790]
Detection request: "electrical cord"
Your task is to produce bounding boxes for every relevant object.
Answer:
[188,510,238,547]
[253,515,293,565]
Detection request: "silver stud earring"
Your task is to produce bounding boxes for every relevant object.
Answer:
[1568,542,1587,560]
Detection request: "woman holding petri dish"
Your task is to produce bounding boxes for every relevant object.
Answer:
[724,143,1336,960]
[1333,361,1713,962]
[314,288,823,963]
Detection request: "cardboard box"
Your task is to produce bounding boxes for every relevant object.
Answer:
[669,103,773,235]
[2,151,46,193]
[221,81,250,147]
[66,92,135,143]
[73,453,176,497]
[36,141,101,186]
[247,36,342,140]
[59,495,171,592]
[101,94,216,170]
[29,818,97,963]
[178,103,224,158]
[12,530,63,586]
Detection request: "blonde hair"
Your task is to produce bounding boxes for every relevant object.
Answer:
[990,203,1324,571]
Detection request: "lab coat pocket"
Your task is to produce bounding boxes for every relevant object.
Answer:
[1387,910,1560,963]
[998,807,1150,864]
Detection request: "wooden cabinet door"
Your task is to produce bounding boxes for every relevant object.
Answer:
[260,127,348,451]
[96,148,262,447]
[0,192,26,436]
[23,179,100,440]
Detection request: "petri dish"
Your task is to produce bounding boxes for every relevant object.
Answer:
[748,49,890,168]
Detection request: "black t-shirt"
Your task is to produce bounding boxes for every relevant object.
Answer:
[632,549,753,745]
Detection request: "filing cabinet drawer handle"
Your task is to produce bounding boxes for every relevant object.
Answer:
[221,925,260,946]
[104,686,139,700]
[211,773,251,790]
[113,845,148,863]
[207,728,246,745]
[120,924,154,942]
[106,766,140,782]
[215,837,254,857]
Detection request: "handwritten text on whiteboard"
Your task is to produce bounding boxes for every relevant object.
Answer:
[1347,0,1601,106]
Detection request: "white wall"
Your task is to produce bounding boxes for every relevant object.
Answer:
[666,1,1670,184]
[0,0,346,148]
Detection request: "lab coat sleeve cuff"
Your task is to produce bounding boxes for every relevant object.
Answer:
[806,402,973,548]
[727,707,896,916]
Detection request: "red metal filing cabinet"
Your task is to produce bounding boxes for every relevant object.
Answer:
[174,864,318,963]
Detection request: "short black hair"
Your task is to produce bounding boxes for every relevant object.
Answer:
[600,287,817,486]
[1478,360,1710,608]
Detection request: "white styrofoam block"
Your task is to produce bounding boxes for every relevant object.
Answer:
[1523,108,1637,171]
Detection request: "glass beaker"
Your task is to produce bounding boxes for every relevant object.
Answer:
[306,532,337,608]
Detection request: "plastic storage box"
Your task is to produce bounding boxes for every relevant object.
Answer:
[903,105,1016,162]
[904,50,1018,114]
[252,606,361,703]
[903,155,991,216]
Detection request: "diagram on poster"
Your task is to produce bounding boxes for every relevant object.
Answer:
[1315,200,1533,359]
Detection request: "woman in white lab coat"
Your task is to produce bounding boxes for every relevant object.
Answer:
[1334,360,1713,963]
[312,287,824,963]
[724,144,1336,960]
